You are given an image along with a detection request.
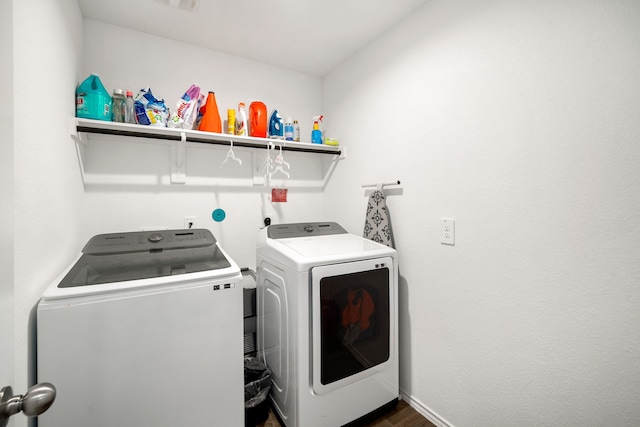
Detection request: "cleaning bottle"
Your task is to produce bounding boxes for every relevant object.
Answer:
[293,120,300,142]
[198,91,222,133]
[124,90,136,124]
[249,101,267,138]
[235,102,248,136]
[284,117,294,141]
[268,110,284,139]
[311,115,323,144]
[111,89,125,122]
[76,74,111,121]
[227,108,235,135]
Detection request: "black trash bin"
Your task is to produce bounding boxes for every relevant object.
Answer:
[244,356,272,427]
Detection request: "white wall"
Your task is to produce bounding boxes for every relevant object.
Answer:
[79,20,327,268]
[12,0,84,423]
[0,0,15,395]
[9,1,640,426]
[324,0,640,426]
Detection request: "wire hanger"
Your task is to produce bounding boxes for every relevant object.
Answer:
[262,141,275,182]
[221,140,242,167]
[275,144,290,169]
[272,144,290,178]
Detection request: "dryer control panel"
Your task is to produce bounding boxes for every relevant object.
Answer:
[267,222,347,239]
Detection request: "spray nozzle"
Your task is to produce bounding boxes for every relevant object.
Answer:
[312,115,323,130]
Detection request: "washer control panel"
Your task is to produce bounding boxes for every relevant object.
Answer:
[267,222,347,239]
[83,229,215,254]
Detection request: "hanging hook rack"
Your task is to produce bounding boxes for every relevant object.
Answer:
[361,180,401,190]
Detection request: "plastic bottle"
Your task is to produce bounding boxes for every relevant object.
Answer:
[284,117,294,141]
[249,102,267,138]
[76,74,111,121]
[293,120,300,142]
[227,109,236,135]
[198,91,222,133]
[235,103,248,136]
[124,90,136,124]
[111,89,125,122]
[311,115,323,144]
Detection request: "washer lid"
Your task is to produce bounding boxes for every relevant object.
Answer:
[58,229,232,288]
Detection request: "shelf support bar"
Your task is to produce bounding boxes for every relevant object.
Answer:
[70,117,86,145]
[171,132,187,184]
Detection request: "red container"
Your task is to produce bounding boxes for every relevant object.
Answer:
[249,101,267,138]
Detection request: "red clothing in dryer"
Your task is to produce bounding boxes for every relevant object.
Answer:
[342,288,375,331]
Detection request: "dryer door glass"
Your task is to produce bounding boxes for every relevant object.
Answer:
[311,257,393,395]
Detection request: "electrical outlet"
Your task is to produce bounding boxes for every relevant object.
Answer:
[441,218,455,245]
[184,216,197,229]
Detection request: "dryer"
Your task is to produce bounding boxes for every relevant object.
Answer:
[256,222,398,427]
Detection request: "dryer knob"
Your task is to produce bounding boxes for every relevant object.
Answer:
[304,225,314,233]
[148,232,164,243]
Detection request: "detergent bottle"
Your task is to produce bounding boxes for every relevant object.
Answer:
[249,101,267,138]
[235,102,248,136]
[198,92,222,133]
[311,115,323,144]
[76,74,112,121]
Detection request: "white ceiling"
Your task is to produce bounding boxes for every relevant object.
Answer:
[76,0,428,77]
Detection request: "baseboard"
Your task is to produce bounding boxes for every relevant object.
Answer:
[399,389,454,427]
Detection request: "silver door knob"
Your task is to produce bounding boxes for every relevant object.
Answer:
[0,383,56,427]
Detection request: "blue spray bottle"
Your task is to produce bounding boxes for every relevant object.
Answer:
[311,115,323,144]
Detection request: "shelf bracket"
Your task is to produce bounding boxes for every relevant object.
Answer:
[171,132,187,184]
[70,117,86,146]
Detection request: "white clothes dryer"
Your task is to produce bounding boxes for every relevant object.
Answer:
[256,222,399,427]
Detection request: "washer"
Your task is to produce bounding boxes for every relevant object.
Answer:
[256,222,399,427]
[37,229,244,427]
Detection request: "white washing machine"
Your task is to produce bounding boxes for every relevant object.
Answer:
[256,222,398,427]
[37,229,244,427]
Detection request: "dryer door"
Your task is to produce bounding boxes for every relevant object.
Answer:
[311,257,394,395]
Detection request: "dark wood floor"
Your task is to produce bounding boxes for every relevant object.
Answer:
[256,399,437,427]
